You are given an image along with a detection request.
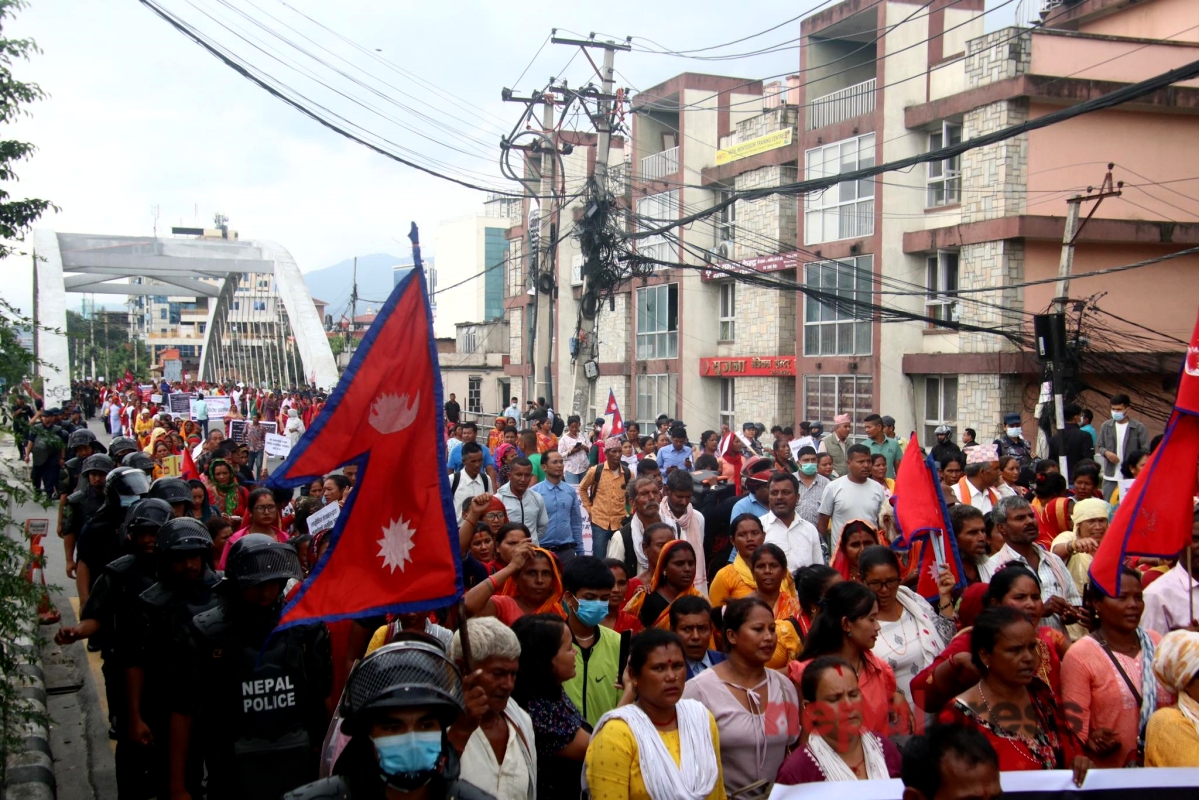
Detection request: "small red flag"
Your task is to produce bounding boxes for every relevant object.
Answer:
[891,432,965,599]
[1091,308,1199,596]
[180,446,200,482]
[267,266,461,629]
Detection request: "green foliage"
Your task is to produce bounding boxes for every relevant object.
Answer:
[0,0,54,782]
[66,308,149,381]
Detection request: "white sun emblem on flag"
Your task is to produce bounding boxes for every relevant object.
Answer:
[377,517,416,573]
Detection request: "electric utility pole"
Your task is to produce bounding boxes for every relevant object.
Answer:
[549,36,630,417]
[1048,164,1121,476]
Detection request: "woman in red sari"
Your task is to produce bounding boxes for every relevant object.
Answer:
[939,606,1091,781]
[623,539,702,630]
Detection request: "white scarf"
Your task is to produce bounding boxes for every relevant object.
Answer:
[805,732,889,781]
[587,700,719,800]
[893,585,947,666]
[659,498,708,594]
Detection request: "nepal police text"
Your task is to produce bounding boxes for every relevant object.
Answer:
[242,676,297,712]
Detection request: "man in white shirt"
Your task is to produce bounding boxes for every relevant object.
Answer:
[1142,510,1199,635]
[817,444,886,555]
[451,442,491,516]
[953,443,1001,516]
[985,495,1081,634]
[760,472,823,571]
[502,396,522,426]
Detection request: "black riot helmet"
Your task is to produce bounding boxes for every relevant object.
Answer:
[120,498,174,541]
[105,467,152,510]
[224,533,303,588]
[109,436,139,459]
[67,428,98,451]
[122,451,154,476]
[156,517,212,555]
[149,477,192,509]
[341,640,466,732]
[81,453,116,477]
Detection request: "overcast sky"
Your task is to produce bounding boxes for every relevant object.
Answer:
[0,0,1020,313]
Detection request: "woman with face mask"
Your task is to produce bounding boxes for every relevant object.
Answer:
[776,655,903,783]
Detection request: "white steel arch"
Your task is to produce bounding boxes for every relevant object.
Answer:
[32,230,338,401]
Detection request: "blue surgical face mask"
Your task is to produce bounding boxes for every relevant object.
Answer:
[374,731,442,776]
[1006,427,1022,439]
[799,463,819,476]
[572,597,609,627]
[1112,411,1126,422]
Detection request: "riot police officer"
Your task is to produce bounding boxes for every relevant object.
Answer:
[285,641,495,800]
[167,534,331,799]
[148,477,192,518]
[64,453,115,590]
[57,497,174,798]
[127,516,221,798]
[109,435,139,462]
[75,466,152,606]
[58,428,102,556]
[122,450,155,479]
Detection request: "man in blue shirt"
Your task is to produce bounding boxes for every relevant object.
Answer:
[502,396,522,426]
[657,425,693,477]
[446,421,499,488]
[530,450,583,564]
[727,456,774,563]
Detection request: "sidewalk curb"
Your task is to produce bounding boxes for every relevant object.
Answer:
[4,616,55,800]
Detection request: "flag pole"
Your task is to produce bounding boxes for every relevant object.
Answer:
[1189,546,1195,626]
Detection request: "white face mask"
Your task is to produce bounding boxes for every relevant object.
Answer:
[1006,426,1022,438]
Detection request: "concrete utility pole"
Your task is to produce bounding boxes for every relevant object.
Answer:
[549,36,631,417]
[1049,164,1121,475]
[532,91,556,407]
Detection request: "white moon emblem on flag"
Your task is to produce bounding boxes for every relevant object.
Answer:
[369,392,420,435]
[377,517,416,572]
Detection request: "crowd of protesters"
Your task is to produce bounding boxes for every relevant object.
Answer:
[10,377,1199,799]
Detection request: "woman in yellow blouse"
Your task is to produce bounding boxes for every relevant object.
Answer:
[1146,629,1199,767]
[749,543,802,669]
[584,628,726,800]
[708,514,766,609]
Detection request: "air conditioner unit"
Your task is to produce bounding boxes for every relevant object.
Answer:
[716,241,733,260]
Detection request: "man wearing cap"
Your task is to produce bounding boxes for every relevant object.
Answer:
[578,437,633,558]
[1048,403,1094,481]
[864,413,903,479]
[953,443,1002,515]
[741,421,766,456]
[819,414,853,477]
[994,412,1034,470]
[730,456,774,523]
[881,415,907,451]
[930,425,963,470]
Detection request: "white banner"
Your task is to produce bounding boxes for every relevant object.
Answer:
[191,396,231,420]
[306,501,340,535]
[150,393,163,404]
[264,433,291,458]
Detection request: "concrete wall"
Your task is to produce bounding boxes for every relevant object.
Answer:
[433,214,513,338]
[806,38,878,99]
[1080,0,1199,42]
[1030,32,1199,88]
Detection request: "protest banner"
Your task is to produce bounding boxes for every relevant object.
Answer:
[160,455,181,477]
[151,394,163,404]
[227,419,277,444]
[192,396,231,420]
[265,433,291,458]
[306,501,340,535]
[168,393,196,417]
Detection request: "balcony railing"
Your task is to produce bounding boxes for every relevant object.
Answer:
[640,146,679,181]
[807,78,876,130]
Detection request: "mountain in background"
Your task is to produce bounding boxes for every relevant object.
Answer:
[302,253,403,316]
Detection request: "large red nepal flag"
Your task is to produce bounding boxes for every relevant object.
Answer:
[267,267,461,630]
[891,432,966,598]
[1090,306,1199,597]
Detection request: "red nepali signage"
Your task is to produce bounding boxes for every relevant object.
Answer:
[700,356,796,377]
[700,252,800,281]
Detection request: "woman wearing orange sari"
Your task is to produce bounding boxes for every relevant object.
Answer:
[749,543,803,669]
[623,539,703,630]
[463,539,566,625]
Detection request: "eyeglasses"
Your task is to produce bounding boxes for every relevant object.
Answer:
[864,578,901,592]
[253,504,277,512]
[484,512,506,521]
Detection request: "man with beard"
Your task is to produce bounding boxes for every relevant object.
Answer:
[949,504,991,586]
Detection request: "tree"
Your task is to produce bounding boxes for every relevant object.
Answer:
[0,0,56,780]
[66,308,149,381]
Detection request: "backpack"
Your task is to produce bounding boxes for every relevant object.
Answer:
[550,412,565,437]
[451,469,489,495]
[588,461,632,504]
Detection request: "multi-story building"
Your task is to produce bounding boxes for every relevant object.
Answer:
[438,318,511,422]
[431,199,519,339]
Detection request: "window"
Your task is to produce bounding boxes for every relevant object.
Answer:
[636,374,676,430]
[159,308,167,320]
[802,255,873,356]
[636,284,678,359]
[927,121,962,207]
[507,240,524,297]
[467,377,482,413]
[253,300,267,311]
[802,375,874,441]
[923,376,958,444]
[636,190,680,265]
[719,378,735,431]
[258,279,270,289]
[231,301,240,311]
[459,325,478,354]
[153,295,168,304]
[804,133,875,245]
[199,323,206,334]
[926,251,959,322]
[718,282,736,341]
[716,190,736,247]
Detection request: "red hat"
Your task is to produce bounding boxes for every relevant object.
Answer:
[487,496,507,517]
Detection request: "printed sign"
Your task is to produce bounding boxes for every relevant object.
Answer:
[160,455,181,478]
[700,251,800,281]
[24,519,50,539]
[227,419,278,444]
[191,396,231,420]
[150,394,163,404]
[264,433,291,459]
[164,359,183,383]
[714,128,792,165]
[306,501,340,535]
[700,356,796,377]
[168,393,195,417]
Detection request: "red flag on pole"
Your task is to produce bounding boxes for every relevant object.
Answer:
[1090,308,1199,597]
[891,432,965,599]
[180,446,200,482]
[604,389,619,415]
[267,263,461,630]
[604,389,625,436]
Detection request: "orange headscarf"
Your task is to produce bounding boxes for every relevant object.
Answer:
[500,547,566,618]
[622,539,702,629]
